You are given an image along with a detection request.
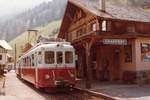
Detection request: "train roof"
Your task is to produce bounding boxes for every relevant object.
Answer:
[18,41,74,60]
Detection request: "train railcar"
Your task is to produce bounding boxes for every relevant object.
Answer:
[16,41,76,90]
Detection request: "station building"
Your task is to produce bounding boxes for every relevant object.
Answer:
[58,0,150,87]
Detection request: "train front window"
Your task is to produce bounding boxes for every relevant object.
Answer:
[45,51,54,64]
[57,52,63,64]
[65,52,73,64]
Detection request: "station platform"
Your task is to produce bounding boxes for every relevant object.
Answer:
[75,79,150,100]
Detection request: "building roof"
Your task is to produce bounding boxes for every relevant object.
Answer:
[58,0,150,38]
[69,0,150,23]
[0,40,12,50]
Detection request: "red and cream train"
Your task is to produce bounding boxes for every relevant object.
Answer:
[16,40,76,89]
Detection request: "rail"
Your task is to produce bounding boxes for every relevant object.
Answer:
[48,89,101,100]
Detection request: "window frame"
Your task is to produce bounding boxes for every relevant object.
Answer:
[102,20,107,31]
[56,51,63,64]
[65,51,73,64]
[32,54,35,66]
[0,55,2,60]
[44,51,55,64]
[127,24,136,33]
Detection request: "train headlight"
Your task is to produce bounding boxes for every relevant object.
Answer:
[70,73,75,78]
[68,71,75,78]
[45,74,50,80]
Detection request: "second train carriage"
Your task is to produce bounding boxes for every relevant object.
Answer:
[16,41,76,89]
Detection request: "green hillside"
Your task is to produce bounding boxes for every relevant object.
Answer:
[9,20,61,59]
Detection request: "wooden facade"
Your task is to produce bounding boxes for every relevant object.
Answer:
[59,0,150,88]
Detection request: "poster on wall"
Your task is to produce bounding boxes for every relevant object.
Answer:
[141,43,150,62]
[124,45,132,62]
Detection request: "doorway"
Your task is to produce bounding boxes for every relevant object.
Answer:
[99,45,121,81]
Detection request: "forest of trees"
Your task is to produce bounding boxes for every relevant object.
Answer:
[0,0,67,41]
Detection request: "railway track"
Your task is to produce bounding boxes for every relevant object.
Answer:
[46,89,101,100]
[21,79,107,100]
[20,77,103,100]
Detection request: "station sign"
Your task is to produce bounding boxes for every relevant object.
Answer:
[102,39,128,45]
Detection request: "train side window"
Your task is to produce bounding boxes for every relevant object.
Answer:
[0,55,2,60]
[29,56,32,66]
[38,52,41,55]
[32,54,34,66]
[26,57,29,67]
[57,52,63,64]
[45,51,54,64]
[25,58,27,66]
[37,52,42,65]
[65,52,73,64]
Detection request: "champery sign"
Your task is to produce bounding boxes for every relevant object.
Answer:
[102,39,128,45]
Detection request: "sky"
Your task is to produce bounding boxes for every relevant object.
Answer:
[0,0,53,18]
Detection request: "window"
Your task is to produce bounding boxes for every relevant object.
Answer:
[90,23,97,32]
[127,25,135,33]
[92,23,97,31]
[102,20,107,31]
[23,58,25,66]
[0,55,2,60]
[25,58,27,66]
[27,57,29,66]
[38,52,41,55]
[45,51,54,64]
[65,52,73,64]
[57,52,63,64]
[32,54,34,66]
[29,57,31,66]
[77,28,85,37]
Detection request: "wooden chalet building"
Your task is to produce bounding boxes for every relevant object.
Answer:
[58,0,150,88]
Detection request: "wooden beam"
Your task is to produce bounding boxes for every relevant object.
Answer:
[82,38,94,89]
[66,13,73,21]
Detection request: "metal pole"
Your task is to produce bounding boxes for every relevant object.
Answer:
[14,44,17,70]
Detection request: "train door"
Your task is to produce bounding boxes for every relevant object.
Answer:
[20,59,23,79]
[35,52,38,88]
[56,51,64,67]
[35,51,43,88]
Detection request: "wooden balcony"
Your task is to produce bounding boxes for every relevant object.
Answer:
[71,30,150,44]
[71,31,97,42]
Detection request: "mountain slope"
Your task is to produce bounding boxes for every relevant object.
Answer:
[9,20,61,58]
[0,0,67,41]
